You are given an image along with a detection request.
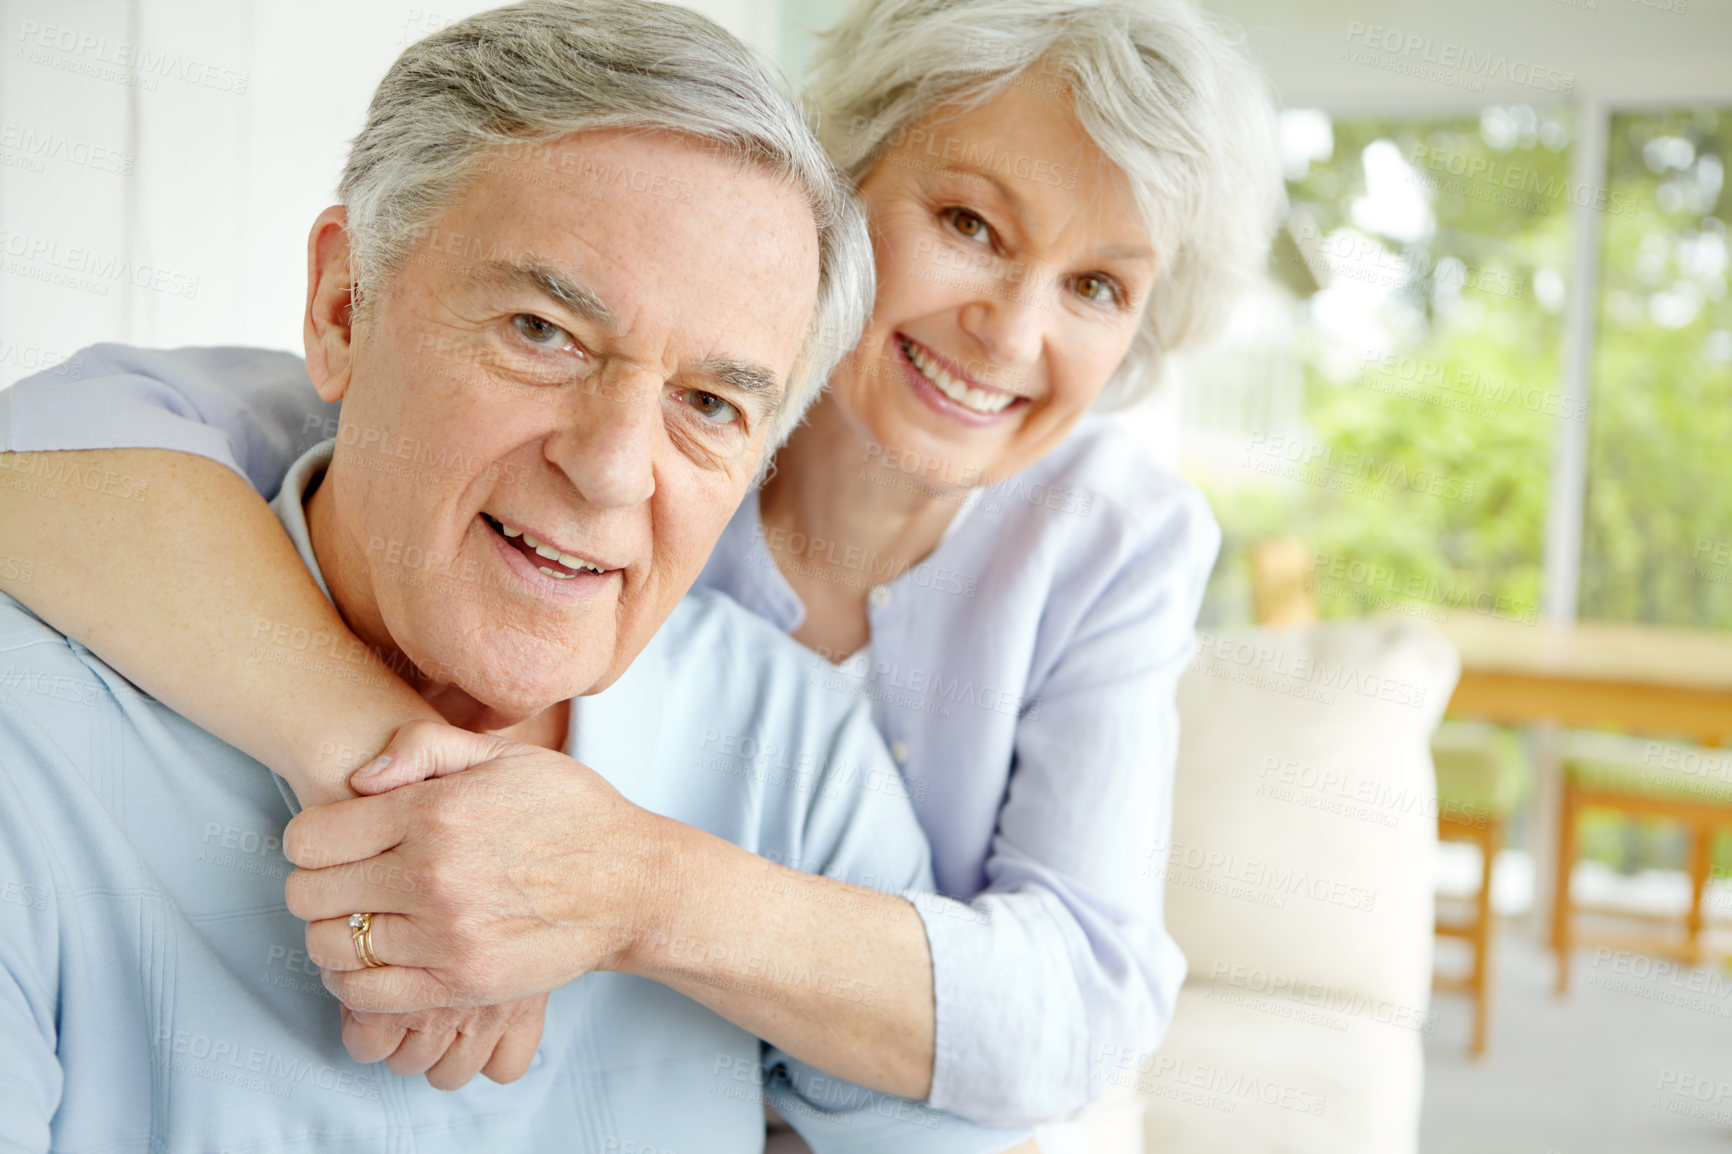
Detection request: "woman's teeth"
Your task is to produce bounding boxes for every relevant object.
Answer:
[495,521,605,578]
[901,338,1016,414]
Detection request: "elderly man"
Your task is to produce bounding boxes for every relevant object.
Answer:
[0,2,1033,1151]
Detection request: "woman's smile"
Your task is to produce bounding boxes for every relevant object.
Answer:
[894,332,1031,425]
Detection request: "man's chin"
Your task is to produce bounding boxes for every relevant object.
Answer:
[416,678,577,738]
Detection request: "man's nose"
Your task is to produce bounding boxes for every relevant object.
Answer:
[543,370,658,509]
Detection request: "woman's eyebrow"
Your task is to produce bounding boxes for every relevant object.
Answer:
[1086,241,1156,263]
[944,166,1027,217]
[942,166,1154,264]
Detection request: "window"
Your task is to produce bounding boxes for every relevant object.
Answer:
[1580,107,1732,629]
[1177,108,1576,628]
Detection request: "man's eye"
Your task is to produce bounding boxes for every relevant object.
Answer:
[513,313,572,349]
[682,390,740,426]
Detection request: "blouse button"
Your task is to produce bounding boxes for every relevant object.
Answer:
[868,585,892,608]
[890,740,910,764]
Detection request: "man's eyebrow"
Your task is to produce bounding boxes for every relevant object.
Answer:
[695,355,782,403]
[477,259,611,323]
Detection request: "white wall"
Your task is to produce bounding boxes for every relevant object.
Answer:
[1209,0,1732,114]
[0,0,785,387]
[7,0,1732,387]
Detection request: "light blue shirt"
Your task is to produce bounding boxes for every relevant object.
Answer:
[2,344,1220,1125]
[0,427,1028,1152]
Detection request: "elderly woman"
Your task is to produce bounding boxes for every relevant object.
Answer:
[0,0,1279,1143]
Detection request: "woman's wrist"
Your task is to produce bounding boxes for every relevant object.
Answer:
[612,813,711,977]
[280,702,444,807]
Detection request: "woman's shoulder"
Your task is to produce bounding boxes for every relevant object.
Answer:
[982,415,1219,560]
[49,343,310,389]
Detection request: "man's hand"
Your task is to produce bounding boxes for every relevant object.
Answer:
[301,722,559,1088]
[282,731,673,1013]
[341,995,547,1090]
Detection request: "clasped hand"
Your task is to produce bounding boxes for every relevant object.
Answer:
[282,721,672,1089]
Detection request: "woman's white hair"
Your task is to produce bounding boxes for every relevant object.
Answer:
[807,0,1285,407]
[337,0,874,445]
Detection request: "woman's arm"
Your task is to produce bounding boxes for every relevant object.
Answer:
[909,494,1222,1125]
[640,809,940,1098]
[305,714,945,1103]
[0,446,549,1091]
[0,447,438,802]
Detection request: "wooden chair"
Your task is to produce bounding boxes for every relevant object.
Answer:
[1552,732,1732,994]
[1247,537,1319,627]
[1429,722,1528,1057]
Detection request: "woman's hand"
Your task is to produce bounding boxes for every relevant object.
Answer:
[344,718,519,796]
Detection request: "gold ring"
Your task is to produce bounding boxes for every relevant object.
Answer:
[348,912,385,968]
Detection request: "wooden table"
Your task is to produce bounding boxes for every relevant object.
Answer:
[1441,614,1732,746]
[1437,613,1732,928]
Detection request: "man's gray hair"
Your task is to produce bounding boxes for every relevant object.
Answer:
[338,0,873,445]
[807,0,1285,407]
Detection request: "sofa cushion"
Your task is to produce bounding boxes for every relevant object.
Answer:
[1160,620,1458,1008]
[1131,977,1424,1154]
[1143,621,1459,1154]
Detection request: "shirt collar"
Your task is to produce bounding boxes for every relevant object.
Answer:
[268,439,337,603]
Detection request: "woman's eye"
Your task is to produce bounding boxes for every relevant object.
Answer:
[946,209,993,246]
[682,390,740,426]
[1073,274,1122,306]
[513,313,572,349]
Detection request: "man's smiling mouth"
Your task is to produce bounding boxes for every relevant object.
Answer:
[481,513,614,580]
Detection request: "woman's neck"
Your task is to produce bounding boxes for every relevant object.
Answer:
[758,398,966,658]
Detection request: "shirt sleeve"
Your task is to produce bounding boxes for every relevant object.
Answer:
[912,491,1222,1125]
[761,1056,1029,1154]
[0,968,56,1154]
[0,343,335,501]
[0,737,63,1153]
[759,698,1032,1153]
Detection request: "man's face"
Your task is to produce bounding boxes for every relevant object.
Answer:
[315,131,820,717]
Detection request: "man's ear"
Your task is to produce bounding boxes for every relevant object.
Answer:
[304,205,361,404]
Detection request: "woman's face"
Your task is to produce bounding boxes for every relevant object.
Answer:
[828,77,1157,489]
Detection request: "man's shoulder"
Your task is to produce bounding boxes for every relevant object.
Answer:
[658,588,867,732]
[661,586,823,682]
[0,592,95,675]
[0,592,138,727]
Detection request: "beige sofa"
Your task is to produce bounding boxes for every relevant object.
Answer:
[1137,621,1461,1154]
